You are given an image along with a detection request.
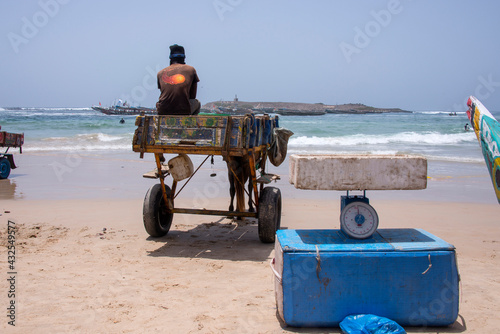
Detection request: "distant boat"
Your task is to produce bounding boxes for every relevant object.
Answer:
[92,104,156,115]
[214,106,253,115]
[275,108,326,116]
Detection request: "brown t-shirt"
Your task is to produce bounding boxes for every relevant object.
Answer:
[156,63,200,115]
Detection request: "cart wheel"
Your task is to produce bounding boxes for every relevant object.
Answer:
[258,186,282,243]
[143,183,173,237]
[0,157,11,179]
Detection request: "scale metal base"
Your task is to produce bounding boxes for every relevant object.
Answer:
[341,190,371,210]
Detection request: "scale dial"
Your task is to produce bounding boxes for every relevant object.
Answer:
[340,201,379,239]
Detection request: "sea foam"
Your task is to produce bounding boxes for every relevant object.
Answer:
[289,131,475,147]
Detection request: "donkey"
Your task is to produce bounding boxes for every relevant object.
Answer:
[226,156,255,213]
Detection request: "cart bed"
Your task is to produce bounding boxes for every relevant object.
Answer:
[0,131,24,148]
[133,114,278,157]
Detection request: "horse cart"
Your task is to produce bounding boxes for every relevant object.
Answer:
[132,113,291,243]
[0,130,24,179]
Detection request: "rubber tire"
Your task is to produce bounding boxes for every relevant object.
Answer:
[258,186,282,243]
[0,158,11,179]
[143,183,173,237]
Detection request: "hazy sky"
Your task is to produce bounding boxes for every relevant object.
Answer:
[1,0,500,111]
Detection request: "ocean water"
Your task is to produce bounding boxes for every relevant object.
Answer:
[0,107,496,165]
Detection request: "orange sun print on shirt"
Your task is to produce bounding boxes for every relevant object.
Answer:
[162,73,186,85]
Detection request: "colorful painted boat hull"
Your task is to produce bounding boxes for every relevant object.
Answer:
[467,96,500,204]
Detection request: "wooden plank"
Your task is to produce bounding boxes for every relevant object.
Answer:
[132,143,265,157]
[142,165,169,179]
[256,173,280,184]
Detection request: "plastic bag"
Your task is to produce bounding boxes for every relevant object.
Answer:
[339,314,406,334]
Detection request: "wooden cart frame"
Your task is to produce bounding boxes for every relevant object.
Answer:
[0,131,24,179]
[133,114,282,243]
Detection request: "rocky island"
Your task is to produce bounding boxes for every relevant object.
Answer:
[202,99,411,116]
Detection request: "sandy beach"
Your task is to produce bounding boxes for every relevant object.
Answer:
[1,151,499,333]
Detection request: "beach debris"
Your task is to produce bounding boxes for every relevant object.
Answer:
[97,228,108,238]
[194,249,208,257]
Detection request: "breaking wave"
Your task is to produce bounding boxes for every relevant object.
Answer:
[289,131,475,147]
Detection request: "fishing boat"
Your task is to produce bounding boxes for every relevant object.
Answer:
[214,106,254,115]
[466,96,500,204]
[274,108,326,116]
[92,100,156,115]
[92,105,156,115]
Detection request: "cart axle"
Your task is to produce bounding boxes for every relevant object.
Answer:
[170,207,258,218]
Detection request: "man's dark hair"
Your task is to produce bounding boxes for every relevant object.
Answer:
[169,44,186,65]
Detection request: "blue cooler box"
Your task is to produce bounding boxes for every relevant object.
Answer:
[272,229,459,327]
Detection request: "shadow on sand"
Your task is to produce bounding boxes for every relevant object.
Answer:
[146,217,276,262]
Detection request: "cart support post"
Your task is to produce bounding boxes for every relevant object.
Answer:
[155,153,172,211]
[139,116,149,159]
[259,150,268,194]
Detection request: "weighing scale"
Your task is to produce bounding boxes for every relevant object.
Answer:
[288,154,428,239]
[340,190,379,239]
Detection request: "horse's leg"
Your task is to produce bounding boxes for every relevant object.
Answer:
[243,157,253,212]
[230,157,245,214]
[247,178,254,212]
[228,161,235,212]
[235,180,246,213]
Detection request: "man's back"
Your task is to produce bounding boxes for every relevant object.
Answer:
[156,63,199,115]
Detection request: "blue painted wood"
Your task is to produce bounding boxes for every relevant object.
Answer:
[276,228,459,327]
[133,115,277,149]
[264,119,272,145]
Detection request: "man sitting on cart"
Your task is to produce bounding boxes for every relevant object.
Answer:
[156,44,201,115]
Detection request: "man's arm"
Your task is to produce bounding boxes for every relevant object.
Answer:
[189,81,197,99]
